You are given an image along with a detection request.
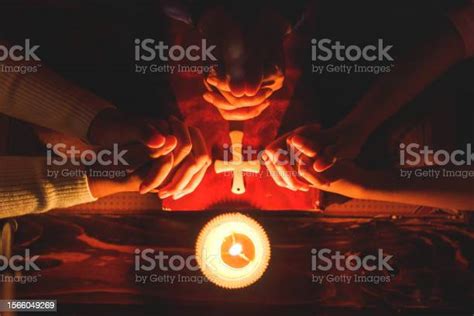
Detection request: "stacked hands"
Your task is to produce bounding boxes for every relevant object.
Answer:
[87,109,211,200]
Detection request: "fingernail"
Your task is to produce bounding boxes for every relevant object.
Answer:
[164,143,177,155]
[262,153,269,162]
[203,93,213,102]
[173,192,185,200]
[148,134,166,149]
[207,77,217,85]
[159,191,171,199]
[291,135,304,148]
[313,159,332,172]
[300,186,310,192]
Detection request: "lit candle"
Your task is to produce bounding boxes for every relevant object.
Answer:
[196,213,271,289]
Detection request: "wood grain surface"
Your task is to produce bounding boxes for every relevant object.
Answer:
[5,212,474,315]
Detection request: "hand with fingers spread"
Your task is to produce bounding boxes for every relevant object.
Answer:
[157,124,212,200]
[137,115,194,196]
[139,117,212,200]
[199,8,288,121]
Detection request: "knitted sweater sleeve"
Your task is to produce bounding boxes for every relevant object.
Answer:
[0,40,115,217]
[0,41,114,140]
[0,157,96,218]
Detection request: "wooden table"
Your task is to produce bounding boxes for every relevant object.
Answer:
[4,211,473,315]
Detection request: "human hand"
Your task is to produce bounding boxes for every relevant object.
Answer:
[263,131,310,192]
[137,116,211,199]
[296,157,370,199]
[199,8,287,121]
[86,143,174,198]
[88,121,211,201]
[263,122,369,191]
[88,108,178,156]
[88,111,210,198]
[287,123,368,172]
[155,124,211,200]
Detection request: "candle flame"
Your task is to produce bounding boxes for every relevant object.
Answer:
[229,243,243,256]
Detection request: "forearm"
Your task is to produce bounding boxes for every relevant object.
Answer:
[337,20,466,137]
[86,147,150,198]
[0,157,142,217]
[361,167,474,210]
[0,41,114,140]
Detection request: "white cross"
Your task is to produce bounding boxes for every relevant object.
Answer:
[214,130,260,195]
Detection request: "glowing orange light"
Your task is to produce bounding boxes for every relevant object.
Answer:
[196,213,271,289]
[221,233,256,269]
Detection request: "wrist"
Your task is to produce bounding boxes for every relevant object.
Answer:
[88,169,144,198]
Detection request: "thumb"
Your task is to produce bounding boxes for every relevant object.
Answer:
[312,145,339,172]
